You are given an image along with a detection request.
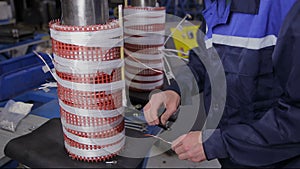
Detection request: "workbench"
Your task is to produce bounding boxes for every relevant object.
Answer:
[0,88,58,166]
[0,51,212,168]
[0,87,163,168]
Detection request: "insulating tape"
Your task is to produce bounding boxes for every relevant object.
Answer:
[124,8,165,17]
[61,110,123,127]
[52,40,121,61]
[54,55,123,74]
[59,100,124,118]
[125,49,163,60]
[64,122,124,139]
[50,23,123,48]
[56,68,121,84]
[64,137,125,158]
[58,86,123,110]
[126,79,163,90]
[125,58,163,69]
[125,28,165,36]
[125,35,165,46]
[61,116,123,133]
[56,75,125,92]
[125,64,163,76]
[63,127,125,146]
[125,70,163,82]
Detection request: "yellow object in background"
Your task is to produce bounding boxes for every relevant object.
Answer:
[171,25,199,59]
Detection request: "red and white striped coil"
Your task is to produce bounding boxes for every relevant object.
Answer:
[124,7,166,92]
[50,20,125,162]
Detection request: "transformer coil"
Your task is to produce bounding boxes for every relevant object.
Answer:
[50,20,125,162]
[124,7,166,92]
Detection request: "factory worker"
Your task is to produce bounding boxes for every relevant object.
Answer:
[143,0,300,168]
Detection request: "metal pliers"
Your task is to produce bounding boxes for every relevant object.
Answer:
[157,107,180,131]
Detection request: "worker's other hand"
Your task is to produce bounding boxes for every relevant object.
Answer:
[143,90,180,126]
[172,131,207,162]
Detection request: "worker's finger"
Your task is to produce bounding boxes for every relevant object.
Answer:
[143,101,160,125]
[189,157,204,163]
[171,134,187,150]
[143,102,156,125]
[160,107,177,125]
[178,152,190,160]
[149,101,161,125]
[173,145,186,155]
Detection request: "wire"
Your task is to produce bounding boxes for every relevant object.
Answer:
[163,14,192,46]
[124,48,164,74]
[160,48,189,56]
[144,134,172,145]
[33,50,58,81]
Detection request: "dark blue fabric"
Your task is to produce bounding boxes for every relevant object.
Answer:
[167,0,300,167]
[203,0,231,40]
[204,0,296,39]
[230,0,260,14]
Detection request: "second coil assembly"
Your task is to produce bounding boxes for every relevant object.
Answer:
[124,5,166,92]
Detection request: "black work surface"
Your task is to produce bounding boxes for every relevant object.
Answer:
[4,118,156,168]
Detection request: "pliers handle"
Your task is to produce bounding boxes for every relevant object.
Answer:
[157,108,179,130]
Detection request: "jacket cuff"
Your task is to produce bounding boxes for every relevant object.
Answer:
[202,129,229,160]
[164,79,181,97]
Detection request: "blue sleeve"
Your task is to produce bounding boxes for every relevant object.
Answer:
[203,1,300,166]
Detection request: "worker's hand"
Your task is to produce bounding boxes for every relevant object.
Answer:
[172,131,207,162]
[143,90,180,126]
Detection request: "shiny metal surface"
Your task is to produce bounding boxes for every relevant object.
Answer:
[60,0,109,26]
[131,0,157,7]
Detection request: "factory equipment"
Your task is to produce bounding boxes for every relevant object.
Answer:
[124,0,166,92]
[50,0,125,162]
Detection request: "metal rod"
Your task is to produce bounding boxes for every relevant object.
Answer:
[131,0,157,7]
[60,0,109,26]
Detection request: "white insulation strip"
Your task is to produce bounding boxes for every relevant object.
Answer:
[125,49,164,60]
[124,29,165,36]
[125,35,165,45]
[63,127,125,146]
[124,8,166,28]
[126,79,163,90]
[64,137,125,158]
[61,116,123,133]
[125,71,163,82]
[57,76,125,92]
[124,9,165,17]
[54,55,123,74]
[50,27,123,47]
[59,100,124,118]
[125,59,163,69]
[124,17,165,27]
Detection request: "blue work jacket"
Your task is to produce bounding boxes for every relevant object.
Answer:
[168,0,300,167]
